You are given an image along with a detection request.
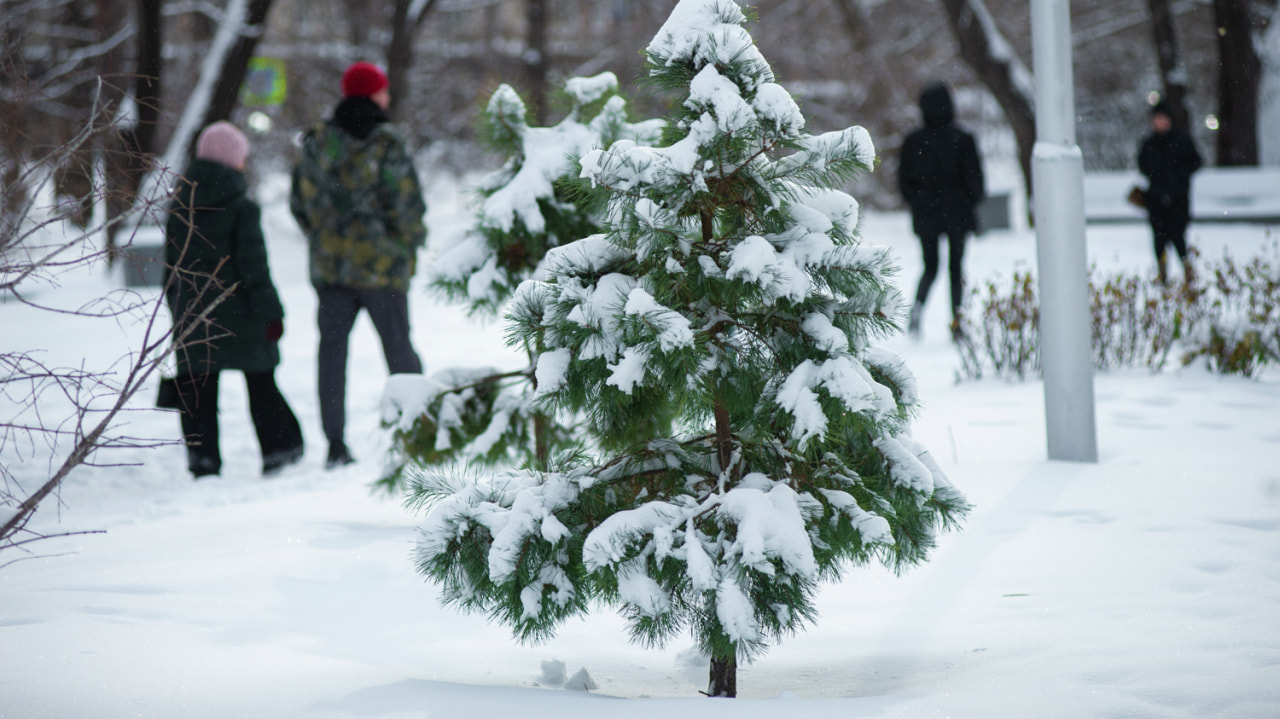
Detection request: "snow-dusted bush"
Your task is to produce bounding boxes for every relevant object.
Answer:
[406,0,967,698]
[955,238,1280,380]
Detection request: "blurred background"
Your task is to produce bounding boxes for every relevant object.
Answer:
[3,0,1277,224]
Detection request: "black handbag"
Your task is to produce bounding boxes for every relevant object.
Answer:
[156,376,181,409]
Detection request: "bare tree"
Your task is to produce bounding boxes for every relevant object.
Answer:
[387,0,441,123]
[1146,0,1192,131]
[0,85,231,563]
[939,0,1037,196]
[1212,0,1275,166]
[198,0,280,132]
[525,0,550,124]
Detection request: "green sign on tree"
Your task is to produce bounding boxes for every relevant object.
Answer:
[242,57,286,106]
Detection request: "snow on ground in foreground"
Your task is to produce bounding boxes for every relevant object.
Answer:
[3,172,1280,719]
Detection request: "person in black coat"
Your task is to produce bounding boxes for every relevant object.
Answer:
[898,82,985,339]
[1138,100,1202,285]
[164,121,305,478]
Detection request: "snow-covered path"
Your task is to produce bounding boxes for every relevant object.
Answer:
[3,173,1280,717]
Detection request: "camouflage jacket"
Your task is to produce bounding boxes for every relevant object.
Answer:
[290,104,427,291]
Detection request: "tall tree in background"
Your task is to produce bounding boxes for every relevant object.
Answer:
[1146,0,1192,131]
[1212,0,1270,166]
[387,0,440,123]
[197,0,278,131]
[525,0,550,124]
[939,0,1036,196]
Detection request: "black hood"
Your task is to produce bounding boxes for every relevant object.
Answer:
[919,82,955,127]
[332,96,390,140]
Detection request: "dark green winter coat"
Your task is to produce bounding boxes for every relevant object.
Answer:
[164,159,285,376]
[289,97,427,292]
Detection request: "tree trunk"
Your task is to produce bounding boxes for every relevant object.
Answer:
[387,0,440,123]
[130,0,256,221]
[52,0,97,228]
[106,0,163,258]
[1145,0,1191,132]
[134,0,163,157]
[1213,0,1262,166]
[525,0,550,125]
[707,652,737,698]
[829,0,913,123]
[197,0,277,133]
[938,0,1037,198]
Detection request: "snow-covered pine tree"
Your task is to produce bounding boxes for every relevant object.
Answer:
[407,0,967,697]
[379,75,662,489]
[429,72,663,316]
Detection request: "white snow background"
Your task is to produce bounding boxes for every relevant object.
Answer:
[3,167,1279,719]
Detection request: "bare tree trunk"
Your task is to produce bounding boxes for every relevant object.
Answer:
[525,0,550,125]
[1213,0,1262,166]
[346,0,375,49]
[131,0,257,220]
[197,0,277,132]
[387,0,440,123]
[106,0,163,258]
[938,0,1037,197]
[707,651,737,698]
[829,0,913,116]
[1146,0,1192,131]
[134,0,163,157]
[52,0,97,228]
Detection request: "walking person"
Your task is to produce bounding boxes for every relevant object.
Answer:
[1138,99,1202,285]
[164,121,305,478]
[289,61,427,469]
[897,81,985,340]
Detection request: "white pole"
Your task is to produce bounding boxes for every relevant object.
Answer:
[1031,0,1098,462]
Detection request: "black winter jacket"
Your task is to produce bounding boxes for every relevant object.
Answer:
[164,159,285,375]
[1138,128,1202,220]
[898,84,985,238]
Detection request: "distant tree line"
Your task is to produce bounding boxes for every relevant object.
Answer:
[2,0,1276,222]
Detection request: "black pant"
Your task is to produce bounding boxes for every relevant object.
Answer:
[1149,208,1190,265]
[915,230,968,317]
[178,370,304,475]
[316,286,423,447]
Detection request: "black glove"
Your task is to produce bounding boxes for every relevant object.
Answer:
[267,320,284,343]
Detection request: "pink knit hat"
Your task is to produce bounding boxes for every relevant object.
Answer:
[195,121,250,169]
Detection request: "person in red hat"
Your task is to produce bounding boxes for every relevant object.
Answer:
[289,61,427,470]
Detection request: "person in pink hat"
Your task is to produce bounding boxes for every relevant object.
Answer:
[164,121,305,478]
[289,62,427,470]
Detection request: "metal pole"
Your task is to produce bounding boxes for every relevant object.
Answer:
[1031,0,1098,462]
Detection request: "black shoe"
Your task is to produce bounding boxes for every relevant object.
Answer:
[325,442,355,470]
[907,301,923,340]
[263,445,305,476]
[189,455,220,479]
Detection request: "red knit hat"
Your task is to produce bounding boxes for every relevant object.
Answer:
[195,121,250,169]
[341,62,389,98]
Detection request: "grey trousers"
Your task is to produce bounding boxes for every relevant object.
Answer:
[316,285,423,446]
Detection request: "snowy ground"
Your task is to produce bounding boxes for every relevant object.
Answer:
[3,172,1279,719]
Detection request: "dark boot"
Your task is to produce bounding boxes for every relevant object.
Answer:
[907,301,923,339]
[263,445,305,476]
[189,453,220,479]
[326,441,355,470]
